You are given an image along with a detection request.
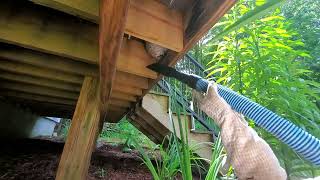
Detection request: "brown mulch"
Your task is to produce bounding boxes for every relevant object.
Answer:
[0,138,152,180]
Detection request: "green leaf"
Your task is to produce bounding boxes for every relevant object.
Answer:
[211,0,286,42]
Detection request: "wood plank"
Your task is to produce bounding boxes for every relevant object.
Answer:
[0,1,97,64]
[6,99,74,118]
[0,60,84,84]
[106,110,126,123]
[0,46,97,76]
[0,1,174,81]
[117,39,157,79]
[0,45,149,89]
[1,91,76,105]
[127,117,159,143]
[116,71,148,89]
[56,76,101,180]
[0,1,157,79]
[109,99,131,108]
[108,106,127,112]
[0,71,81,92]
[0,81,79,100]
[111,91,136,102]
[129,114,163,143]
[113,83,142,96]
[125,0,183,51]
[162,0,237,66]
[143,0,236,94]
[99,0,129,115]
[0,57,148,90]
[29,0,183,51]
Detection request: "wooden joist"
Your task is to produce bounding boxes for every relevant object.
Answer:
[109,99,131,108]
[118,39,157,79]
[0,71,81,92]
[0,7,156,79]
[106,110,126,123]
[29,0,183,51]
[129,114,164,143]
[0,46,97,76]
[111,91,136,102]
[0,60,84,84]
[99,0,130,117]
[0,81,79,100]
[1,91,76,106]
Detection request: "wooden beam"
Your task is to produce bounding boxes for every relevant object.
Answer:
[117,39,157,79]
[129,114,163,143]
[108,106,127,112]
[106,110,126,123]
[56,76,101,180]
[162,0,237,66]
[0,44,154,85]
[0,81,79,100]
[6,99,74,118]
[0,71,81,92]
[99,0,129,116]
[113,83,142,96]
[116,71,148,89]
[0,59,148,92]
[0,60,84,84]
[0,46,97,76]
[127,117,159,143]
[142,0,236,94]
[29,0,183,51]
[1,91,76,105]
[111,91,136,102]
[109,99,131,108]
[0,1,157,79]
[0,1,97,64]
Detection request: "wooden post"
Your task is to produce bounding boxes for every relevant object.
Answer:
[56,76,101,180]
[99,0,129,116]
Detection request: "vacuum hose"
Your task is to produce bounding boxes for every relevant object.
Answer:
[148,63,320,166]
[196,78,320,166]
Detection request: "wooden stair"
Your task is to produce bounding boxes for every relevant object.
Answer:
[129,93,213,160]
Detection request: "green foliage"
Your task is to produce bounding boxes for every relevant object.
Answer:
[203,0,320,177]
[134,88,228,180]
[282,0,320,82]
[59,119,71,139]
[99,117,155,147]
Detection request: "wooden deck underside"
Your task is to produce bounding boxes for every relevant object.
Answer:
[0,0,236,123]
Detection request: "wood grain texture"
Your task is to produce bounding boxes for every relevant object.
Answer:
[1,91,76,105]
[162,0,237,66]
[0,81,79,100]
[0,46,97,76]
[0,1,97,64]
[0,60,84,84]
[0,71,81,92]
[117,39,157,79]
[56,76,101,180]
[142,0,236,96]
[111,91,136,102]
[99,0,129,116]
[29,0,183,51]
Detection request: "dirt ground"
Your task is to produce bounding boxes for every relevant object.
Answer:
[0,138,152,180]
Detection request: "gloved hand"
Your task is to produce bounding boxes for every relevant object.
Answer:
[193,82,234,127]
[193,82,287,180]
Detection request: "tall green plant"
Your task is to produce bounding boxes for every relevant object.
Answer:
[205,0,320,177]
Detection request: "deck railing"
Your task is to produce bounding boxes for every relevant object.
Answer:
[151,54,218,135]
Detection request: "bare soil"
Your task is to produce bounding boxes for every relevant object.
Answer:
[0,138,152,180]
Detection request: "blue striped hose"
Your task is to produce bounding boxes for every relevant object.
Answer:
[215,84,320,166]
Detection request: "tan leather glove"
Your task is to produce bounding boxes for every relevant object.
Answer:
[193,82,287,180]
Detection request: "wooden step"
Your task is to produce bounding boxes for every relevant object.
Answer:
[129,93,213,160]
